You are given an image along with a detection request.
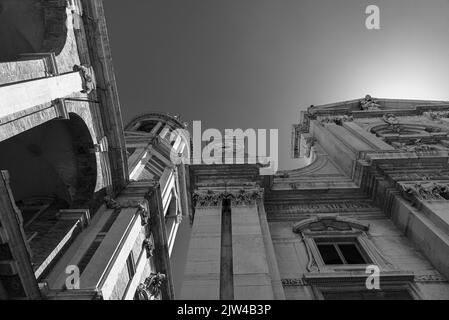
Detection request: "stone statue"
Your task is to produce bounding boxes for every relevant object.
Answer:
[360,95,381,111]
[136,273,166,300]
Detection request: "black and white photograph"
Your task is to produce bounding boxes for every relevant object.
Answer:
[1,0,449,308]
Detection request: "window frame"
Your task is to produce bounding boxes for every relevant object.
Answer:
[305,232,379,272]
[315,238,371,266]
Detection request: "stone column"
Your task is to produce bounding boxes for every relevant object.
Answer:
[180,202,222,300]
[231,198,274,300]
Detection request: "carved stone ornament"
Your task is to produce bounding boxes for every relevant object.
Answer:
[425,111,449,121]
[192,189,263,207]
[397,139,439,153]
[192,190,223,208]
[320,115,354,126]
[360,95,381,111]
[73,65,96,94]
[104,196,121,210]
[136,273,166,300]
[143,237,155,258]
[281,278,307,286]
[231,189,262,206]
[400,182,449,202]
[104,196,149,225]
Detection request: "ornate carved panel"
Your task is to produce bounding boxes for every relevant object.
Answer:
[400,181,449,202]
[192,189,263,208]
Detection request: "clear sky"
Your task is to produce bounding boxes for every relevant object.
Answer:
[103,0,449,296]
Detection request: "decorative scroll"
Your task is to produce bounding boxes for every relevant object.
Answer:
[382,113,401,133]
[136,273,166,300]
[360,95,381,111]
[400,182,449,202]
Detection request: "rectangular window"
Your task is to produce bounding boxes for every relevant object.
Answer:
[126,252,136,279]
[316,239,369,265]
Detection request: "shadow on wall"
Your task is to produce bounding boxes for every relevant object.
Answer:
[0,114,97,208]
[0,0,68,62]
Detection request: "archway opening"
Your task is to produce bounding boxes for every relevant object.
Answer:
[0,114,97,270]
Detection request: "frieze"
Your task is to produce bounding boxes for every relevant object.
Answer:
[414,274,447,283]
[390,172,449,182]
[265,201,377,215]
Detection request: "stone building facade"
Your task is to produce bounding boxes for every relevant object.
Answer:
[0,0,188,300]
[181,97,449,300]
[2,1,449,302]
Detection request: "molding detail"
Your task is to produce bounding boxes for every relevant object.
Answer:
[281,278,307,286]
[293,216,370,234]
[414,274,447,283]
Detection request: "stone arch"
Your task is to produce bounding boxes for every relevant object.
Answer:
[0,113,97,210]
[0,0,68,62]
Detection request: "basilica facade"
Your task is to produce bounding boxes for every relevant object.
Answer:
[181,96,449,300]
